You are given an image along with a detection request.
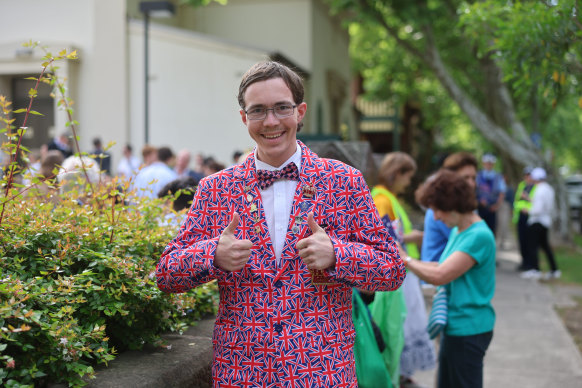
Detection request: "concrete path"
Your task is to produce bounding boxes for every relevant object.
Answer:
[414,245,582,388]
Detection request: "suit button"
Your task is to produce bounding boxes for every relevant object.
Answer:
[274,323,283,333]
[274,280,283,288]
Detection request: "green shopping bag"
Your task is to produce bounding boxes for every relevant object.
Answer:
[369,289,406,388]
[353,290,393,388]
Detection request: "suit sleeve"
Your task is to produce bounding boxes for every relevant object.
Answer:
[326,172,406,291]
[156,177,227,293]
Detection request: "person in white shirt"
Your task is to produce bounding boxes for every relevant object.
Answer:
[520,167,560,280]
[132,146,177,199]
[117,144,141,180]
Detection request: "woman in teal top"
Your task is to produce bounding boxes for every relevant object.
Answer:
[406,170,496,388]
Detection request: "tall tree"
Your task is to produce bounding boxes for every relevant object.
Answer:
[327,0,580,238]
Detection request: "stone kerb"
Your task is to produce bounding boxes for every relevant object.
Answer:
[50,317,215,388]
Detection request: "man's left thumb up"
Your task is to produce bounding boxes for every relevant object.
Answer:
[307,212,323,233]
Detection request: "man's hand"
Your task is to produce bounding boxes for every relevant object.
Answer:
[296,213,336,270]
[214,212,253,272]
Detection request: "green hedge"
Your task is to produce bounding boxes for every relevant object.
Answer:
[0,185,218,387]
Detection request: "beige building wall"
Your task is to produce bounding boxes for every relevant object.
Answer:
[180,0,313,71]
[0,0,127,167]
[310,0,354,138]
[128,21,267,166]
[1,0,355,171]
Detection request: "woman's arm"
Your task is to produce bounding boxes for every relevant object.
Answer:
[404,251,476,286]
[403,229,424,245]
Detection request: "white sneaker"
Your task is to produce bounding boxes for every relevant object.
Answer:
[520,269,542,280]
[542,270,562,280]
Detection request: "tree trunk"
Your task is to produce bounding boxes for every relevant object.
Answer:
[419,28,571,239]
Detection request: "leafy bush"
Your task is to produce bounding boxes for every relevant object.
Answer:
[0,44,217,387]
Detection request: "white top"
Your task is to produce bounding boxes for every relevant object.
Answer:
[131,161,178,199]
[117,155,141,178]
[255,143,301,264]
[528,181,555,228]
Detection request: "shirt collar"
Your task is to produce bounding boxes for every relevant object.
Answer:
[255,143,301,172]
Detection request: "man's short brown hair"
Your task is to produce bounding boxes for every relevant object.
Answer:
[238,61,305,131]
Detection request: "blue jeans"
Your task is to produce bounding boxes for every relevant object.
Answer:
[438,331,493,388]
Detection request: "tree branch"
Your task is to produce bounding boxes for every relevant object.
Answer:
[357,0,430,63]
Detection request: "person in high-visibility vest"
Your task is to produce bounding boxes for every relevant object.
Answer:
[512,167,535,271]
[372,152,436,388]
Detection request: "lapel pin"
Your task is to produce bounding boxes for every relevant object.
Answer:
[246,193,253,202]
[250,204,257,213]
[299,202,310,212]
[292,225,300,234]
[302,183,316,198]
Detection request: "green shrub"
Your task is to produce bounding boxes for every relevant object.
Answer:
[0,45,217,387]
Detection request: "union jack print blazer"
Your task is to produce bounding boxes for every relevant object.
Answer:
[157,141,405,388]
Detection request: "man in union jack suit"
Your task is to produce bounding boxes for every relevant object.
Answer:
[157,61,405,387]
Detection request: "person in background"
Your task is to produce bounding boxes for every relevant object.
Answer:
[476,153,506,234]
[202,159,226,176]
[372,151,435,388]
[174,149,204,182]
[132,146,177,199]
[192,152,205,176]
[156,60,405,386]
[57,155,102,200]
[117,144,141,180]
[231,149,243,166]
[520,167,560,280]
[157,176,198,228]
[47,131,73,158]
[421,152,478,264]
[26,149,65,201]
[410,170,496,388]
[90,137,112,176]
[512,167,535,271]
[22,148,42,186]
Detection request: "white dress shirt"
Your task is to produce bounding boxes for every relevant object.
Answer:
[255,144,301,264]
[528,181,555,228]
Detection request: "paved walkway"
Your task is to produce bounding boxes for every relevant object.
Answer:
[414,245,582,388]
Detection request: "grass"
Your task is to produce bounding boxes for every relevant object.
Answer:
[555,296,582,355]
[539,234,582,286]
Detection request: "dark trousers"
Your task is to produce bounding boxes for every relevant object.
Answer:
[527,222,558,272]
[478,206,497,234]
[438,331,493,388]
[517,213,530,269]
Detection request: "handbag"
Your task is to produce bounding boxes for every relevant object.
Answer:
[427,286,448,339]
[353,290,393,388]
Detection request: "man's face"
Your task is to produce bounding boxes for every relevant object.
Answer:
[483,161,495,171]
[177,152,190,169]
[240,78,306,167]
[457,165,477,190]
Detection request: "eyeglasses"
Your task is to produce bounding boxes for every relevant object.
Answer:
[244,104,297,120]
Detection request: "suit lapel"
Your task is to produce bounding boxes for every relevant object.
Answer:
[279,142,328,263]
[233,154,277,274]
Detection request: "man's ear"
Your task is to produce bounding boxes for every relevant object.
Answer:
[240,109,248,126]
[296,102,307,122]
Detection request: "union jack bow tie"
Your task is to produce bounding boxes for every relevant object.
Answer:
[256,162,299,190]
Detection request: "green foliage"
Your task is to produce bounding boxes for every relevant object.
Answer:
[0,193,217,386]
[459,0,581,106]
[332,1,488,157]
[0,44,218,387]
[326,0,582,174]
